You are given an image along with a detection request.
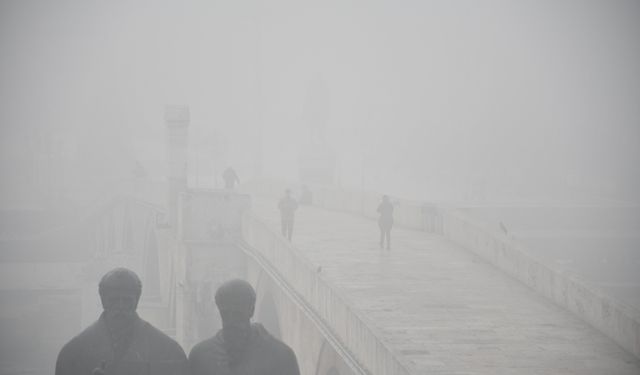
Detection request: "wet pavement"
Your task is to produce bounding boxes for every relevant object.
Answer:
[251,198,640,374]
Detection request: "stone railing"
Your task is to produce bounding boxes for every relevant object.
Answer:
[439,209,640,360]
[243,179,640,360]
[242,213,415,375]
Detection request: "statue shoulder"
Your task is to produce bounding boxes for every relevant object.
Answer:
[139,319,187,360]
[252,324,298,363]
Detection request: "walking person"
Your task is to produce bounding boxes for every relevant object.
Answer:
[222,167,240,190]
[377,195,394,250]
[278,189,298,241]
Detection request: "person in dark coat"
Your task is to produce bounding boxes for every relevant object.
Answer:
[222,167,240,190]
[377,195,394,250]
[55,268,188,375]
[278,189,298,241]
[189,279,300,375]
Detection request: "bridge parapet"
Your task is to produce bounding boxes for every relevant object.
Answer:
[242,213,414,375]
[242,180,443,233]
[177,189,251,243]
[244,179,640,360]
[441,209,640,360]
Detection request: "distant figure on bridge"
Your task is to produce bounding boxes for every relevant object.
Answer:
[189,279,300,375]
[55,268,188,375]
[377,195,394,250]
[278,189,299,241]
[223,167,240,189]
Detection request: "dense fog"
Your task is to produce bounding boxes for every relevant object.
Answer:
[1,1,640,374]
[2,0,639,204]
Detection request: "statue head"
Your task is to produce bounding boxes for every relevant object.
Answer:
[98,268,142,324]
[215,279,256,354]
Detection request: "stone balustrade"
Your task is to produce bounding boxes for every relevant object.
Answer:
[242,179,640,360]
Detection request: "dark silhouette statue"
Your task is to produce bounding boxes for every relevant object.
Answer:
[189,279,300,375]
[55,268,188,375]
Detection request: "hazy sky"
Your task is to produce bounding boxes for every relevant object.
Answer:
[1,0,639,202]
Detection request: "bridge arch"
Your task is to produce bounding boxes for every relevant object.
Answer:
[254,272,282,339]
[256,290,282,339]
[314,340,351,375]
[243,244,358,375]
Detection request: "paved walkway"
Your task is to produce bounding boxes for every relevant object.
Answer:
[252,198,640,375]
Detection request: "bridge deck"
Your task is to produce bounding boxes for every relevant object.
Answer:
[251,199,640,375]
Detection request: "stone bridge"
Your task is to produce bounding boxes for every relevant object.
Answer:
[174,184,640,375]
[3,183,640,375]
[3,102,638,374]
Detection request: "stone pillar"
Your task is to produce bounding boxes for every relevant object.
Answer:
[165,105,190,230]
